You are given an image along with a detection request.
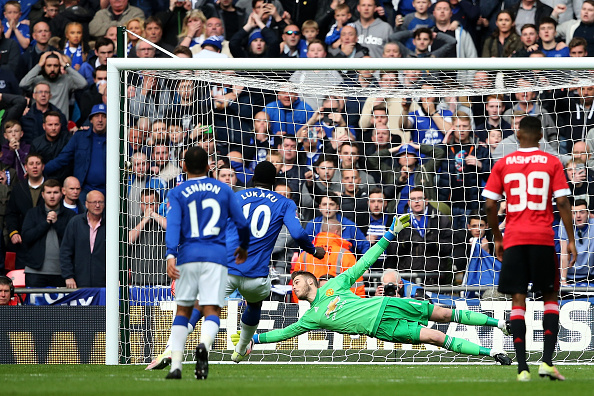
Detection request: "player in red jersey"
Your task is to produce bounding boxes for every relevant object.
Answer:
[483,116,577,382]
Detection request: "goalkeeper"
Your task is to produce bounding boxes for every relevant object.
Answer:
[233,214,512,365]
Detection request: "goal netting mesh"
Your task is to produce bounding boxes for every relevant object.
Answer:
[109,54,594,365]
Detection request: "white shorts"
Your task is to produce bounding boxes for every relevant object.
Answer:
[175,262,227,307]
[226,274,271,303]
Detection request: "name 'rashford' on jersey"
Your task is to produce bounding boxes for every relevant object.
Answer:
[482,147,570,249]
[166,176,249,266]
[226,188,316,277]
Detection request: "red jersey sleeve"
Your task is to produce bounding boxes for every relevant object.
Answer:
[482,160,504,200]
[551,157,571,198]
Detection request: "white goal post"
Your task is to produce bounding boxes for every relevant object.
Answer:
[106,57,594,366]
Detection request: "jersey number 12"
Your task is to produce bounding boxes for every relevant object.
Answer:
[188,198,221,237]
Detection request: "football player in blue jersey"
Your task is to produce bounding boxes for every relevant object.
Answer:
[148,161,324,371]
[163,146,250,380]
[227,161,326,362]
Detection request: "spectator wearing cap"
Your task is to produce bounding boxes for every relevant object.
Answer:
[193,35,228,58]
[44,104,107,201]
[383,143,444,212]
[190,17,233,57]
[20,81,68,145]
[229,11,280,58]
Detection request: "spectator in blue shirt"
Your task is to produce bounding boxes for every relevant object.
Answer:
[264,89,314,137]
[3,1,30,53]
[539,17,570,57]
[402,83,453,145]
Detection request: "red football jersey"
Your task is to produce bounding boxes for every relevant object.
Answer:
[482,147,570,249]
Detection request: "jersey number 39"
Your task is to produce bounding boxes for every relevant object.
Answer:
[504,171,550,212]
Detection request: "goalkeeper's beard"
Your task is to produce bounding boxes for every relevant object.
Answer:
[295,283,311,301]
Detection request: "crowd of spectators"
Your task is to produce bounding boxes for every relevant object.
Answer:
[2,0,594,295]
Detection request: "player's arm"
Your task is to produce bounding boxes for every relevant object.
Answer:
[229,192,250,263]
[253,321,313,344]
[557,195,577,273]
[283,200,325,259]
[340,214,410,286]
[164,192,181,258]
[559,238,571,285]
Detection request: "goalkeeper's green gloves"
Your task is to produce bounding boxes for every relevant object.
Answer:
[384,214,411,241]
[230,331,260,345]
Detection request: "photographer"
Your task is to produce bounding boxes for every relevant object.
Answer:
[374,269,404,297]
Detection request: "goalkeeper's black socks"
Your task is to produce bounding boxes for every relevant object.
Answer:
[511,306,528,373]
[542,302,560,366]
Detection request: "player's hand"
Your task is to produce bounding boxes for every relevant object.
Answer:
[567,240,577,269]
[234,247,248,264]
[494,239,504,262]
[389,214,411,235]
[167,257,180,279]
[231,331,241,346]
[312,246,326,259]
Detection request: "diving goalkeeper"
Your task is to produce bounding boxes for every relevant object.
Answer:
[232,214,512,365]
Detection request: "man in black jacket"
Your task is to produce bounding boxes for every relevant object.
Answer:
[22,179,75,287]
[385,187,453,285]
[5,153,46,270]
[30,111,71,181]
[60,190,106,288]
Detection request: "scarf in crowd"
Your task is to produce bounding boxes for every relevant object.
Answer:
[410,207,428,238]
[64,42,83,67]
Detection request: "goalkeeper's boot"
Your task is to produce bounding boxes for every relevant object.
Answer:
[517,371,531,382]
[194,343,209,380]
[538,362,565,381]
[499,319,512,337]
[165,369,181,380]
[231,339,254,363]
[491,350,512,365]
[145,349,171,370]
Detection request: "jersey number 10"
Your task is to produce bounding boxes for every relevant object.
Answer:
[243,203,271,238]
[504,171,550,213]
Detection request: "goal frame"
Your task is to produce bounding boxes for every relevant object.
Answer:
[105,56,594,365]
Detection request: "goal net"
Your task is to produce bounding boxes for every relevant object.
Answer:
[106,55,594,365]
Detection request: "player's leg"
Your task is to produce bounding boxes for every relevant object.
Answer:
[418,327,511,364]
[531,246,564,380]
[165,263,201,379]
[194,262,227,380]
[498,245,531,379]
[232,276,271,362]
[166,304,193,378]
[429,305,508,334]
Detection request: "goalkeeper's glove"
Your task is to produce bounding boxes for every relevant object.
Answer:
[384,214,411,241]
[230,331,260,346]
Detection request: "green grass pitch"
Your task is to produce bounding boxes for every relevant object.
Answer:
[1,364,593,396]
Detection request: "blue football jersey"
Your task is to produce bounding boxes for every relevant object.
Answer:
[226,188,316,277]
[166,176,249,266]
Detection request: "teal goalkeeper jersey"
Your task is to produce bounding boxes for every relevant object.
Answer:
[259,238,391,343]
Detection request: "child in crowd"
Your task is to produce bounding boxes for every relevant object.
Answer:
[298,20,320,57]
[39,0,59,25]
[168,123,187,163]
[126,17,145,56]
[178,9,206,49]
[1,120,30,181]
[396,0,435,52]
[63,22,88,71]
[3,1,29,53]
[325,4,354,49]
